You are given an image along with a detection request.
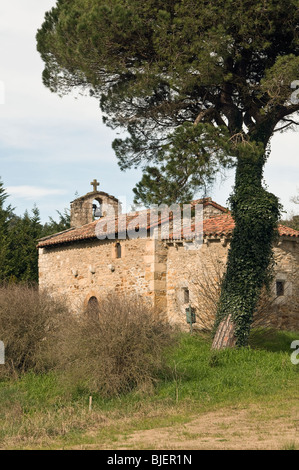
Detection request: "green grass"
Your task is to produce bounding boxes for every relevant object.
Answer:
[157,330,299,405]
[0,329,298,449]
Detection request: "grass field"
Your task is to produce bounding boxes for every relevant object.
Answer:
[0,329,298,450]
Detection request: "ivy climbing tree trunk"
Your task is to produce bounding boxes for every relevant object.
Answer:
[212,143,281,348]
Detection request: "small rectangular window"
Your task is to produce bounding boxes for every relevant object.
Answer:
[276,281,285,297]
[183,288,190,304]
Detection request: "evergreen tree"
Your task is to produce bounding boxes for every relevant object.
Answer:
[41,209,70,237]
[6,206,43,283]
[37,0,299,346]
[0,177,71,283]
[282,215,299,231]
[0,180,15,282]
[6,207,70,283]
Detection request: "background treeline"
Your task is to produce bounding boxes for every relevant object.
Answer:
[281,215,299,231]
[0,179,70,283]
[280,192,299,231]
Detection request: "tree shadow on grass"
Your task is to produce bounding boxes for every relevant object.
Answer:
[249,328,299,353]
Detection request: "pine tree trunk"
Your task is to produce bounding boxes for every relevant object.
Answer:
[212,145,280,349]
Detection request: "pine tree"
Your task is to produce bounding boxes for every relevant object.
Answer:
[37,0,299,346]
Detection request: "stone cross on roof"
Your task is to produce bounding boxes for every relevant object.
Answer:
[90,179,100,192]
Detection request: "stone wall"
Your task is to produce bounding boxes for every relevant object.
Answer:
[39,237,158,312]
[164,237,299,331]
[268,239,299,330]
[39,234,299,331]
[165,239,228,330]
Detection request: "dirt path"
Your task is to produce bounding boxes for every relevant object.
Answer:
[89,403,299,450]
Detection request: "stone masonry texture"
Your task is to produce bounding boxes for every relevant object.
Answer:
[38,193,299,332]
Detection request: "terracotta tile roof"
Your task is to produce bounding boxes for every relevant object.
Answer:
[277,224,299,238]
[170,213,235,240]
[37,209,172,248]
[37,221,100,248]
[171,214,299,240]
[37,203,299,248]
[202,213,236,237]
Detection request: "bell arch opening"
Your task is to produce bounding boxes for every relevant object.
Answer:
[92,198,103,219]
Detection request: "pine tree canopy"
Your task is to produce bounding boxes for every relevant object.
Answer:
[37,0,299,204]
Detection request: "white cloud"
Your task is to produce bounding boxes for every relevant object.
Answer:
[7,186,67,199]
[0,1,107,149]
[0,1,55,36]
[0,1,118,163]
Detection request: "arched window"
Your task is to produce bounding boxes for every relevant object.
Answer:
[115,242,121,259]
[87,296,99,320]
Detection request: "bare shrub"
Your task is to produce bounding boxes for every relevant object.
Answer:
[57,293,176,397]
[189,253,225,332]
[0,286,176,397]
[0,284,70,377]
[188,252,281,333]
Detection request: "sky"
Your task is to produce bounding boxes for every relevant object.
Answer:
[0,1,298,223]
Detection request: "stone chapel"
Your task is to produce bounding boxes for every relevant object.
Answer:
[38,181,299,331]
